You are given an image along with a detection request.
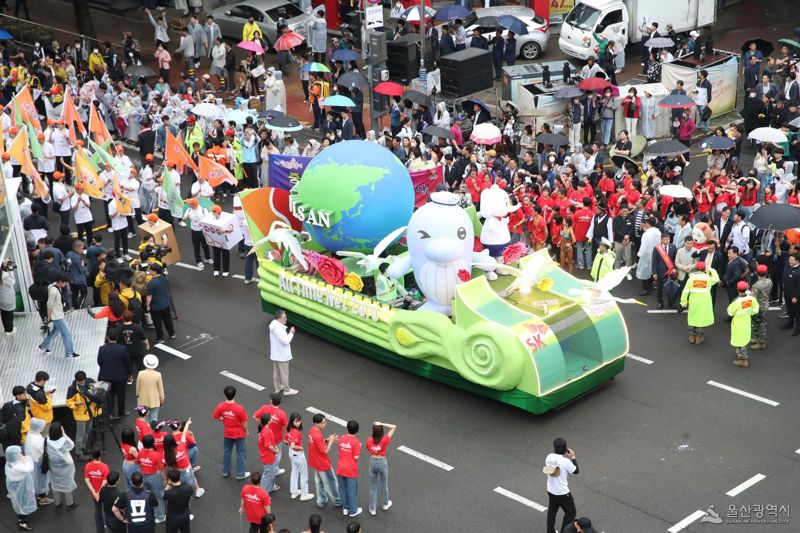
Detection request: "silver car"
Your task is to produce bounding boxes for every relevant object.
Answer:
[462,6,550,60]
[210,0,312,44]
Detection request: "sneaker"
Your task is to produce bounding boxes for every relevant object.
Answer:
[127,232,136,239]
[343,509,349,516]
[156,339,166,344]
[300,493,314,501]
[195,488,205,498]
[213,271,220,277]
[18,522,33,531]
[222,272,229,277]
[236,472,251,480]
[190,514,195,521]
[126,377,133,385]
[205,258,213,264]
[193,465,202,473]
[350,507,363,518]
[155,516,166,524]
[169,334,176,339]
[383,500,392,511]
[179,221,187,227]
[369,509,376,516]
[291,491,300,499]
[244,278,251,284]
[283,388,299,396]
[4,328,14,335]
[37,497,54,505]
[38,344,51,355]
[66,503,79,511]
[66,353,80,358]
[107,227,113,233]
[626,273,632,281]
[276,468,286,476]
[197,262,205,270]
[123,254,132,261]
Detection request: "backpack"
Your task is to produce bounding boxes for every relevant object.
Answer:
[127,296,144,324]
[701,106,712,121]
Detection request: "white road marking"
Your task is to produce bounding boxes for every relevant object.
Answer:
[154,343,192,360]
[726,473,766,497]
[232,274,245,280]
[795,449,800,455]
[397,445,454,471]
[646,309,677,314]
[306,407,347,427]
[493,487,546,512]
[627,353,654,365]
[706,381,780,407]
[668,510,706,533]
[175,262,202,271]
[220,371,265,391]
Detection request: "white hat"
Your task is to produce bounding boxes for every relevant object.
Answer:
[689,30,699,38]
[143,354,159,369]
[600,237,613,248]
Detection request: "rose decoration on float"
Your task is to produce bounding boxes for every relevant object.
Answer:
[344,272,364,292]
[457,269,472,282]
[502,242,528,264]
[316,256,347,286]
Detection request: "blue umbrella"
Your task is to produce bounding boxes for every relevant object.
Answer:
[323,95,356,107]
[0,29,12,40]
[433,4,469,22]
[225,109,254,126]
[331,49,360,62]
[497,15,529,36]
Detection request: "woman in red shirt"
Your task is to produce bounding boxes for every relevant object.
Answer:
[149,420,167,452]
[120,428,140,492]
[135,406,151,443]
[625,181,642,207]
[519,196,534,246]
[740,176,760,218]
[163,418,205,497]
[763,184,778,205]
[507,196,525,244]
[367,421,397,516]
[528,205,549,251]
[597,169,616,199]
[787,181,800,207]
[695,180,715,216]
[465,168,482,205]
[285,412,314,501]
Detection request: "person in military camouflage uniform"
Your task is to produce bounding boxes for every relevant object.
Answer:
[750,264,773,350]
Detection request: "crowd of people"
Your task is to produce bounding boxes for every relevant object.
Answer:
[0,1,797,532]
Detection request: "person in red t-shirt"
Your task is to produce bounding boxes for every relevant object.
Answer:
[528,205,549,251]
[308,413,342,509]
[137,434,166,522]
[163,418,205,498]
[337,420,362,518]
[366,421,397,516]
[257,414,280,493]
[571,197,594,269]
[253,393,287,476]
[84,448,109,532]
[285,412,314,501]
[508,196,525,244]
[240,472,271,532]
[134,406,152,444]
[212,385,250,480]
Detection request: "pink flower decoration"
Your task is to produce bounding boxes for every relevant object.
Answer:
[502,241,528,264]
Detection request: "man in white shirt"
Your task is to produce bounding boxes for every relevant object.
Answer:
[673,214,692,248]
[728,210,751,260]
[51,122,73,181]
[108,198,131,260]
[51,171,72,228]
[37,133,57,188]
[543,437,579,533]
[99,163,115,231]
[122,168,142,237]
[71,183,94,243]
[181,198,212,268]
[269,310,298,395]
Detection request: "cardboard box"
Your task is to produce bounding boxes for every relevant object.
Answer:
[200,211,243,250]
[138,218,181,265]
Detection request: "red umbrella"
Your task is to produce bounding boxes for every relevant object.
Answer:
[577,77,611,91]
[275,31,305,52]
[374,81,404,97]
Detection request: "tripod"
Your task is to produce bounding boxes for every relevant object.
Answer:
[85,399,121,454]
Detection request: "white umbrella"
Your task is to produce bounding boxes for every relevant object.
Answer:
[748,127,788,144]
[192,102,225,119]
[659,184,693,199]
[469,123,502,145]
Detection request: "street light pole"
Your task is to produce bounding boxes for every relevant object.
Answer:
[419,0,427,92]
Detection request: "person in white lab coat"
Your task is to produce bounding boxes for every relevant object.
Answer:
[636,217,661,295]
[639,89,658,140]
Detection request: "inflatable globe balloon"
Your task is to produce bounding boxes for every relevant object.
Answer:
[291,140,414,253]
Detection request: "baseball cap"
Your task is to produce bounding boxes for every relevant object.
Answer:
[145,153,154,161]
[211,205,222,213]
[756,264,768,274]
[696,261,706,271]
[737,281,748,292]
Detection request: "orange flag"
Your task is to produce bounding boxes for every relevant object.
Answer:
[74,150,105,199]
[166,130,198,173]
[88,104,112,146]
[7,129,34,176]
[61,91,86,143]
[14,85,42,134]
[112,172,133,216]
[199,155,237,188]
[30,168,49,200]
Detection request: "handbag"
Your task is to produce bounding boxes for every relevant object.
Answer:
[40,438,50,474]
[664,278,681,306]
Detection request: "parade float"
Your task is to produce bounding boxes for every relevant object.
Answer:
[241,140,630,414]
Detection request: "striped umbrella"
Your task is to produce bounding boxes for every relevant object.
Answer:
[275,31,305,51]
[469,123,502,145]
[399,5,436,23]
[299,62,331,73]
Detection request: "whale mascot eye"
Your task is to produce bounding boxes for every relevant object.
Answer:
[457,227,467,240]
[418,230,431,239]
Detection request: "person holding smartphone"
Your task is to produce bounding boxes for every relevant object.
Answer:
[543,437,579,533]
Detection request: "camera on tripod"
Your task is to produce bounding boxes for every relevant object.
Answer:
[84,380,110,406]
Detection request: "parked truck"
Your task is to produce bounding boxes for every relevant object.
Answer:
[558,0,717,60]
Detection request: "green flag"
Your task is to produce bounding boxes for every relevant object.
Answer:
[162,168,184,216]
[27,122,43,161]
[12,99,22,128]
[89,139,126,175]
[181,196,214,217]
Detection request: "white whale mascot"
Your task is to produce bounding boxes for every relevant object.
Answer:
[479,184,520,258]
[386,191,496,315]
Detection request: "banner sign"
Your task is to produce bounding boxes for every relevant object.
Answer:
[409,165,443,208]
[268,154,312,191]
[660,55,740,119]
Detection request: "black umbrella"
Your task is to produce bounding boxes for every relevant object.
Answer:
[265,114,303,132]
[658,94,695,109]
[611,154,639,173]
[258,109,286,119]
[700,136,736,150]
[644,139,690,158]
[535,132,569,146]
[554,86,585,99]
[337,71,369,88]
[749,204,800,231]
[741,38,774,56]
[461,98,490,116]
[422,125,454,140]
[403,89,430,107]
[125,64,156,78]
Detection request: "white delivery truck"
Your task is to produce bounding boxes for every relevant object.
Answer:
[558,0,717,60]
